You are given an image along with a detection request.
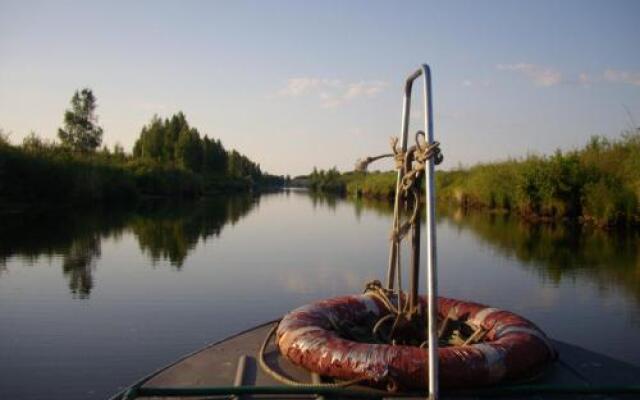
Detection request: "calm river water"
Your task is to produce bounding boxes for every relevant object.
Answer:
[1,190,639,399]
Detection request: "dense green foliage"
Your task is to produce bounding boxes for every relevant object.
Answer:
[0,132,279,205]
[437,132,640,226]
[307,167,345,193]
[308,130,640,227]
[132,112,262,179]
[58,89,104,153]
[344,171,397,199]
[0,90,283,206]
[0,141,139,203]
[306,168,396,199]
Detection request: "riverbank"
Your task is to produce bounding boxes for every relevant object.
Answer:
[0,144,264,203]
[307,131,640,228]
[0,114,285,207]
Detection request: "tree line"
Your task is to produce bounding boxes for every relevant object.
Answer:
[132,112,261,179]
[0,88,284,206]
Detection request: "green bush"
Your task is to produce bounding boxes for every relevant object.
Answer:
[1,114,279,206]
[345,171,395,199]
[126,159,202,197]
[0,144,138,203]
[308,167,347,194]
[582,176,637,226]
[309,129,640,227]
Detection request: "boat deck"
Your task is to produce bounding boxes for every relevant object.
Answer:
[114,322,640,399]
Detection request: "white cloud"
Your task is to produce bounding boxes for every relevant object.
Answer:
[343,81,386,99]
[461,79,491,88]
[496,65,640,88]
[275,77,387,108]
[277,78,342,97]
[497,63,563,87]
[603,69,640,86]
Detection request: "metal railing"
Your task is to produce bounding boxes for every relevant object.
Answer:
[385,64,439,400]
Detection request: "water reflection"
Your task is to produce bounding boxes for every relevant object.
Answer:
[62,234,100,298]
[0,209,130,298]
[0,195,259,298]
[131,196,257,267]
[308,191,339,210]
[439,206,640,308]
[2,192,639,310]
[348,197,640,308]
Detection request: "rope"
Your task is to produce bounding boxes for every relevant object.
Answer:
[363,281,415,344]
[353,132,444,345]
[355,153,393,172]
[258,322,366,388]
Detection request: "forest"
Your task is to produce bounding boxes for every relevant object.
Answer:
[0,89,284,207]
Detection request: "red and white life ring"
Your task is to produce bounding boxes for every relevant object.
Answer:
[276,294,555,389]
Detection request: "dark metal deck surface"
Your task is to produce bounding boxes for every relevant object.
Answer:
[115,322,640,400]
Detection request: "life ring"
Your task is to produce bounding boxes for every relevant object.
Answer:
[276,294,555,390]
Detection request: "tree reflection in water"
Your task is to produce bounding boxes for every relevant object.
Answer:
[0,194,259,298]
[438,205,640,308]
[2,193,638,307]
[132,195,258,267]
[347,196,640,309]
[62,234,100,298]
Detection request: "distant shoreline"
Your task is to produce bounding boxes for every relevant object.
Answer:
[304,131,640,229]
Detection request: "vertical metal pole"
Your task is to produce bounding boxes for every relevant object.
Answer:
[386,66,439,399]
[311,373,325,400]
[422,64,439,400]
[409,201,421,312]
[386,84,412,289]
[231,355,247,400]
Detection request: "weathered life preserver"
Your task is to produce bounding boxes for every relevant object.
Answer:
[276,294,555,389]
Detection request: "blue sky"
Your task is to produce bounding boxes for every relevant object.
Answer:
[1,0,639,175]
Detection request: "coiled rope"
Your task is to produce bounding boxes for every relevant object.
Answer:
[357,132,443,344]
[258,322,366,388]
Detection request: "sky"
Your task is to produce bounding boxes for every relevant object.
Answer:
[1,0,639,176]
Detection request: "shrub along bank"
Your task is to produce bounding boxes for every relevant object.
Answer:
[306,131,640,227]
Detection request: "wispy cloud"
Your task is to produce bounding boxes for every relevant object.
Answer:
[497,63,563,87]
[276,78,342,97]
[461,79,491,88]
[275,77,387,108]
[603,69,640,86]
[497,64,640,88]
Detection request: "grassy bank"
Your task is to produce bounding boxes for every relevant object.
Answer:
[308,130,640,227]
[0,110,285,208]
[438,132,640,226]
[0,134,282,208]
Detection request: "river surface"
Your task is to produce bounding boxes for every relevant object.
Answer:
[1,190,639,399]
